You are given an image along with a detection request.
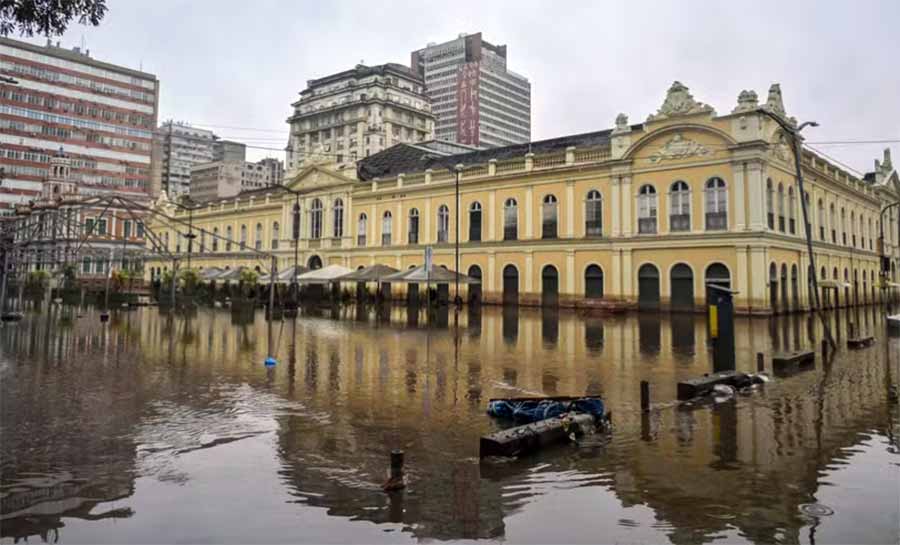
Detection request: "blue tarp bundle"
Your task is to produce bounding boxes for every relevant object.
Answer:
[487,398,605,423]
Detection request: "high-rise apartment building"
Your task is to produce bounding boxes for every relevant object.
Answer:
[411,32,531,148]
[155,121,217,198]
[189,140,285,202]
[0,37,159,212]
[285,63,434,176]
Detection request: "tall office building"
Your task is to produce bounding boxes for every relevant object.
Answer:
[190,141,285,202]
[155,121,217,198]
[411,32,531,148]
[0,37,159,212]
[285,63,434,177]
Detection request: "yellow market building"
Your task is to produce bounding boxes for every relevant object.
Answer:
[145,82,900,314]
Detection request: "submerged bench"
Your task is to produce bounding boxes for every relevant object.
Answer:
[772,350,815,377]
[676,371,750,401]
[480,413,595,458]
[847,336,875,349]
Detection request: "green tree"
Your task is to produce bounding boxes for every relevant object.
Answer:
[1,0,108,37]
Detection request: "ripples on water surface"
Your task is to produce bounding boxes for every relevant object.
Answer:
[1,303,898,544]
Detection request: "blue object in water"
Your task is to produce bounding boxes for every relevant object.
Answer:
[264,356,277,366]
[487,398,605,423]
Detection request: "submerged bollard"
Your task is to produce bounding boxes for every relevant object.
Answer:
[756,352,765,373]
[821,339,828,360]
[640,380,650,412]
[383,449,405,492]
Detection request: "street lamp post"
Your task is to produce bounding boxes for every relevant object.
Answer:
[759,109,834,348]
[451,164,464,308]
[879,201,900,303]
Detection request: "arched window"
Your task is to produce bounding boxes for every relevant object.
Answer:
[830,204,836,243]
[766,179,775,229]
[670,181,690,232]
[817,199,826,241]
[585,190,602,236]
[82,256,91,274]
[542,194,558,239]
[777,183,785,232]
[850,210,856,247]
[198,230,205,253]
[382,211,392,246]
[310,198,323,239]
[226,226,233,251]
[175,232,182,253]
[437,205,449,242]
[408,208,419,244]
[255,223,263,250]
[240,224,247,249]
[585,265,604,298]
[503,198,518,240]
[868,218,873,250]
[469,201,482,242]
[706,178,728,231]
[357,213,367,246]
[637,184,657,234]
[787,186,796,234]
[271,221,279,250]
[212,227,219,252]
[333,198,344,238]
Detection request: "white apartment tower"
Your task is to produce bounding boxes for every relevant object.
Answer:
[285,63,434,176]
[411,32,531,148]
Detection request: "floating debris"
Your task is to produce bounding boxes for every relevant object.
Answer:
[799,503,835,518]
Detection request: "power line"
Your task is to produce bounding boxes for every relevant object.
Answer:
[807,139,900,145]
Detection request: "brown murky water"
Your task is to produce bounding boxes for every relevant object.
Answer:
[1,303,898,544]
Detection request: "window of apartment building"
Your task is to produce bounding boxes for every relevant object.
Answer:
[638,185,657,234]
[469,202,482,242]
[437,205,449,243]
[123,219,132,238]
[333,199,344,238]
[408,208,419,244]
[705,178,727,231]
[504,198,518,241]
[670,181,691,232]
[310,199,323,239]
[586,190,602,236]
[97,218,108,235]
[542,194,558,239]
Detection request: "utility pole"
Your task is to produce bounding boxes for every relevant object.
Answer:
[452,164,464,309]
[760,109,835,349]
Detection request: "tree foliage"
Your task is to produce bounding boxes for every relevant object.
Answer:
[0,0,107,37]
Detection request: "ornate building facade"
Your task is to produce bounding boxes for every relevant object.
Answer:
[146,82,900,314]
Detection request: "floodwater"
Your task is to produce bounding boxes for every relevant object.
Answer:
[1,302,898,544]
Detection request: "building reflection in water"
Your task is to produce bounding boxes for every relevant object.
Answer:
[0,303,897,543]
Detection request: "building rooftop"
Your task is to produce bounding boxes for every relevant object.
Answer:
[357,128,620,181]
[302,63,423,94]
[0,36,157,81]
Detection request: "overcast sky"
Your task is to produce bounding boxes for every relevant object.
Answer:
[22,0,900,173]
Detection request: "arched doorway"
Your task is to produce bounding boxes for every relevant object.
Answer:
[705,263,731,305]
[355,265,366,302]
[638,264,660,311]
[406,265,418,306]
[669,263,694,312]
[541,265,559,307]
[791,264,799,311]
[780,264,788,313]
[769,263,779,313]
[502,265,519,305]
[467,265,482,303]
[843,269,850,307]
[585,265,604,299]
[308,255,323,270]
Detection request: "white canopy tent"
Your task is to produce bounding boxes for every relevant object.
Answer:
[295,264,352,285]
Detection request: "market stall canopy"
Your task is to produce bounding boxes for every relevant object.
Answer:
[260,265,310,284]
[381,264,480,284]
[886,282,900,289]
[199,267,225,281]
[295,264,352,284]
[819,280,852,289]
[216,266,252,284]
[337,264,399,283]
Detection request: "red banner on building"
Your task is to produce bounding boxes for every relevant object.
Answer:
[456,62,480,146]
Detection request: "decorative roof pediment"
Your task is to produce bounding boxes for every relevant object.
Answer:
[285,164,355,193]
[647,132,713,164]
[647,81,715,122]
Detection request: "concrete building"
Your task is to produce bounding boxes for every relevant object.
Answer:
[155,121,218,198]
[285,63,435,176]
[147,81,900,314]
[0,37,159,212]
[213,139,246,163]
[411,32,531,148]
[189,148,285,203]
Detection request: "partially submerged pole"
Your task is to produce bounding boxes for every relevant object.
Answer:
[170,258,178,309]
[0,251,8,315]
[265,255,277,366]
